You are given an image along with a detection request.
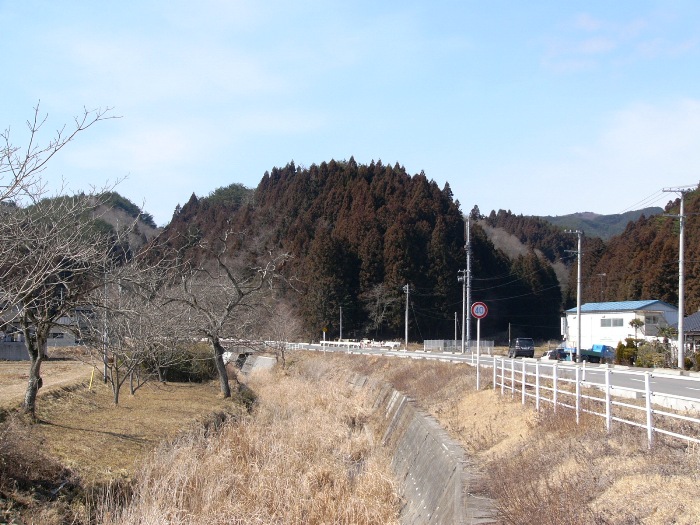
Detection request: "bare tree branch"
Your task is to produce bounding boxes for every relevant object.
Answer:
[162,229,291,398]
[0,102,118,204]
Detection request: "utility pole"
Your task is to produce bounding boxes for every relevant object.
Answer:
[466,216,472,351]
[403,284,410,349]
[565,229,583,362]
[458,270,466,352]
[597,273,606,302]
[663,186,692,368]
[457,216,472,354]
[339,306,343,341]
[454,312,458,347]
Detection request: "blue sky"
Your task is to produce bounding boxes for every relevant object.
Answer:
[2,1,699,226]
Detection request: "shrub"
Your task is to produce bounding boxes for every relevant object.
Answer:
[615,339,637,365]
[164,343,217,383]
[635,341,667,368]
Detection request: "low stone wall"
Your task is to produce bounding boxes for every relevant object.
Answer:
[348,374,496,525]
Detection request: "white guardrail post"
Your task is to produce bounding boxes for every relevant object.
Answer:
[645,372,654,449]
[535,360,541,412]
[501,358,505,395]
[575,366,581,425]
[605,367,612,433]
[510,359,515,396]
[521,359,526,405]
[552,363,558,413]
[493,357,497,391]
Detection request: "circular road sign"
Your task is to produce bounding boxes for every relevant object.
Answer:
[471,302,488,319]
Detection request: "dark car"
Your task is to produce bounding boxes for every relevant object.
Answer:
[542,347,570,360]
[508,337,535,358]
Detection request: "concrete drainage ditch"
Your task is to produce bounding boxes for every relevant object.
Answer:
[348,373,496,525]
[240,356,496,524]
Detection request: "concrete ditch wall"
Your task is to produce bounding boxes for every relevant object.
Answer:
[239,358,496,523]
[347,374,496,525]
[239,355,277,375]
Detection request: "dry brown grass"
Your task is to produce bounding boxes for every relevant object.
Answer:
[0,361,237,524]
[32,376,236,485]
[96,365,400,525]
[4,351,700,524]
[315,351,700,525]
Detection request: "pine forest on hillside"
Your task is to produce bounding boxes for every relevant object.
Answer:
[164,159,563,342]
[485,191,700,320]
[116,160,700,344]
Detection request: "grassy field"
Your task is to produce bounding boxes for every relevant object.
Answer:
[3,351,700,524]
[0,357,400,524]
[0,360,239,523]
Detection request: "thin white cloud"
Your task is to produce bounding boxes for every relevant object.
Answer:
[533,99,700,214]
[577,36,617,55]
[543,10,696,73]
[233,111,326,135]
[574,13,603,32]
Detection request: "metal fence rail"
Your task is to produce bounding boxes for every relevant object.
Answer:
[472,355,700,449]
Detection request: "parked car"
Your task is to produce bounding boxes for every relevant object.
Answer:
[542,347,569,360]
[508,337,535,358]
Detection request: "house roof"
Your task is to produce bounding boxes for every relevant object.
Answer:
[566,300,677,314]
[675,311,700,332]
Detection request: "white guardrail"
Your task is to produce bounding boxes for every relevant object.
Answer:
[288,342,700,449]
[467,354,700,449]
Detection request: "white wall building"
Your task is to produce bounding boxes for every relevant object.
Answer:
[563,300,678,350]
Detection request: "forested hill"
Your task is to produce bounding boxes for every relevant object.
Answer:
[483,209,577,263]
[539,207,663,240]
[571,189,700,313]
[484,188,700,318]
[163,159,563,342]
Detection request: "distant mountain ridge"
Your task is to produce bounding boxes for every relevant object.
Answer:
[537,207,663,240]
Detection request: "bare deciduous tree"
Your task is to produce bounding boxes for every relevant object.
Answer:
[0,104,116,417]
[165,230,291,398]
[0,195,118,416]
[361,283,400,338]
[1,103,115,205]
[259,301,304,368]
[79,277,189,404]
[75,229,189,404]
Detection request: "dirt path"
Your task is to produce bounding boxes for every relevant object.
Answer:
[0,359,93,410]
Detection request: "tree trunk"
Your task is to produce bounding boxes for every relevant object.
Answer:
[211,337,236,398]
[22,328,47,418]
[112,363,120,404]
[280,347,286,369]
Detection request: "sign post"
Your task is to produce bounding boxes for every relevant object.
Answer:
[471,302,488,389]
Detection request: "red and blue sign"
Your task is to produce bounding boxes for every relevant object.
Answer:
[471,302,488,319]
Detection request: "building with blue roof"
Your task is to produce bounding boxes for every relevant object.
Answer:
[563,300,678,350]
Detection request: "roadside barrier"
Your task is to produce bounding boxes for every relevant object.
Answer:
[290,343,700,449]
[469,355,700,449]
